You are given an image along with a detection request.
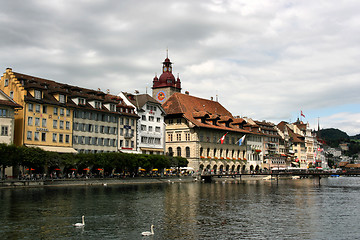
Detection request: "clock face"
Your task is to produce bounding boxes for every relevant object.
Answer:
[157,91,166,103]
[163,67,167,72]
[169,66,172,72]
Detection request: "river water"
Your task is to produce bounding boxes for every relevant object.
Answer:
[1,177,360,240]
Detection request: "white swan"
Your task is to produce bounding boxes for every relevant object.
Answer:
[141,225,154,236]
[73,215,85,227]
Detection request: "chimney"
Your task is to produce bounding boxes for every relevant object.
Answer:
[185,91,189,95]
[211,97,213,101]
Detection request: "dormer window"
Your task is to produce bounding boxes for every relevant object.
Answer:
[4,79,8,87]
[110,104,115,112]
[95,101,101,109]
[79,98,85,105]
[34,90,41,100]
[59,94,65,103]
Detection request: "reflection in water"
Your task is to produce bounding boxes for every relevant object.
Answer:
[1,178,360,239]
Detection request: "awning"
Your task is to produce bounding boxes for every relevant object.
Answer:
[140,147,164,152]
[120,149,141,154]
[26,145,77,153]
[292,162,299,165]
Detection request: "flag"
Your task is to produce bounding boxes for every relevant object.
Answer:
[238,135,246,146]
[301,110,305,118]
[220,132,228,144]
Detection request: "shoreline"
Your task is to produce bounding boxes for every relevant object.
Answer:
[0,176,197,189]
[0,174,324,189]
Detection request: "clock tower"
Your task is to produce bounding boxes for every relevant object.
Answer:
[152,54,181,103]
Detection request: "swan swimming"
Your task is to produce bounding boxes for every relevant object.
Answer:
[141,225,154,236]
[73,215,85,227]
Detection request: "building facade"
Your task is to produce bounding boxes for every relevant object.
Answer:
[0,68,138,154]
[120,92,166,155]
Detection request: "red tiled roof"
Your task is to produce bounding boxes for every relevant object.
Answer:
[162,92,250,134]
[0,99,22,108]
[10,71,137,117]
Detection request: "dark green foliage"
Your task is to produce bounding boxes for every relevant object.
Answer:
[318,128,349,147]
[0,144,189,177]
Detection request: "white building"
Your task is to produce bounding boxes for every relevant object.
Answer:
[119,92,166,155]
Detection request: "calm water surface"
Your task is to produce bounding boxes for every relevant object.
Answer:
[1,177,360,240]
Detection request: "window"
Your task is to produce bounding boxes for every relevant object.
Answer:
[186,147,190,158]
[60,108,64,116]
[53,120,58,129]
[155,127,160,132]
[4,78,8,87]
[65,135,70,143]
[53,133,57,142]
[59,94,65,103]
[9,91,13,99]
[185,132,190,141]
[54,107,58,115]
[34,90,41,100]
[35,117,40,126]
[177,119,181,124]
[148,116,154,121]
[141,115,146,121]
[66,121,70,130]
[168,147,173,156]
[60,120,64,129]
[177,147,181,157]
[168,133,173,141]
[28,103,33,112]
[131,119,135,126]
[35,104,40,113]
[41,132,46,142]
[176,133,181,141]
[141,125,146,131]
[42,105,47,114]
[34,132,40,141]
[0,109,6,117]
[1,126,8,136]
[28,117,33,126]
[148,126,153,132]
[157,117,161,122]
[42,118,47,127]
[95,101,101,109]
[27,131,32,140]
[79,98,85,105]
[66,109,70,116]
[59,134,63,143]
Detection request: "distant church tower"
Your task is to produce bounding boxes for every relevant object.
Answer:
[152,52,181,103]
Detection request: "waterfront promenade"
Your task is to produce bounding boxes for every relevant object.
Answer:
[0,175,196,188]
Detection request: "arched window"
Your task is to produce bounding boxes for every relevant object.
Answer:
[200,147,203,156]
[168,147,173,156]
[177,147,182,157]
[186,147,190,158]
[214,148,217,157]
[207,148,210,156]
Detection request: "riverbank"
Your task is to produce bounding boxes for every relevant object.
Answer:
[0,176,197,188]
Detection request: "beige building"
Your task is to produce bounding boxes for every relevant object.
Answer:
[162,92,251,173]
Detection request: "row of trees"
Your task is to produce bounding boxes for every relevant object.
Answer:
[0,144,188,179]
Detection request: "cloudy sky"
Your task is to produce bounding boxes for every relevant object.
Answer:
[1,0,359,135]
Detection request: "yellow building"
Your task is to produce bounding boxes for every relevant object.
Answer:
[0,68,76,153]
